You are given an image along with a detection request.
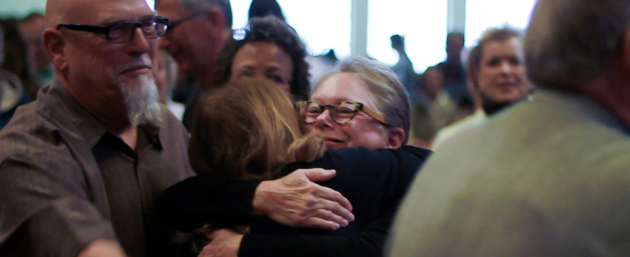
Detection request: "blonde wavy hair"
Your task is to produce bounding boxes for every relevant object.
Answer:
[188,77,326,179]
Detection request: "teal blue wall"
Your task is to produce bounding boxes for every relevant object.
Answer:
[0,0,47,19]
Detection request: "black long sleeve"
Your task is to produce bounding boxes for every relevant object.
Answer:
[156,176,262,231]
[239,211,397,257]
[156,145,431,256]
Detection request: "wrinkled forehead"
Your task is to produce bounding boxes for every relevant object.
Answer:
[61,0,156,24]
[313,72,379,108]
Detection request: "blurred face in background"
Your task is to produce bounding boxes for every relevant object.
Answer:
[306,72,393,150]
[157,0,227,78]
[476,37,531,107]
[446,33,464,61]
[19,16,49,71]
[423,67,444,98]
[230,42,293,97]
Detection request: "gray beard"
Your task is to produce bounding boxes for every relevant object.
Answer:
[120,74,163,126]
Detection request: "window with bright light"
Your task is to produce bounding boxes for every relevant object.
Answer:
[231,0,252,30]
[465,0,537,47]
[231,1,352,58]
[367,0,448,73]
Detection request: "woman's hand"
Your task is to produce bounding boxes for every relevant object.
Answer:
[251,168,355,230]
[198,229,243,257]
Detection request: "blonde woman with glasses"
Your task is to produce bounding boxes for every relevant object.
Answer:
[157,76,429,257]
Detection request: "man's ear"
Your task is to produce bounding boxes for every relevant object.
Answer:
[43,28,67,72]
[202,7,226,35]
[385,127,405,149]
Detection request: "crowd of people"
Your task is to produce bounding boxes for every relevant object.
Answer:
[1,0,629,256]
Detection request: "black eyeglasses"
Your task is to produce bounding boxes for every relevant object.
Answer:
[166,11,207,32]
[56,17,170,43]
[296,101,389,125]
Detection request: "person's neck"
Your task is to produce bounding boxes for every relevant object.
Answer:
[481,100,512,116]
[192,55,219,92]
[116,125,139,150]
[199,70,215,92]
[197,29,230,92]
[92,110,139,150]
[578,70,630,130]
[446,56,461,64]
[480,91,525,116]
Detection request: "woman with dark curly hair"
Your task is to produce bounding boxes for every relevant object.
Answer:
[214,15,310,101]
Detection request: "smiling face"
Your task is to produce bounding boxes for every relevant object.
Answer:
[156,0,222,77]
[423,66,444,97]
[307,72,391,150]
[230,42,293,96]
[60,0,157,103]
[476,37,531,105]
[49,0,161,126]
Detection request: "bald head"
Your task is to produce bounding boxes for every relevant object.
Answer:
[45,0,155,28]
[45,0,89,28]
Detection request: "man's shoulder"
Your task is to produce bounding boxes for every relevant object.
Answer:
[425,90,630,185]
[1,99,55,142]
[390,91,630,256]
[0,101,81,171]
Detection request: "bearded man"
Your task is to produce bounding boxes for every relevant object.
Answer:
[0,0,194,256]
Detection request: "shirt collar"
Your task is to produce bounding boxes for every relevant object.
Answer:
[532,88,630,135]
[48,80,163,149]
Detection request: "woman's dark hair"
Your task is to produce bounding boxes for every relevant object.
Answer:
[0,19,40,99]
[248,0,285,21]
[215,16,310,101]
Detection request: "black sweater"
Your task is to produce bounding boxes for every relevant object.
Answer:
[157,145,431,257]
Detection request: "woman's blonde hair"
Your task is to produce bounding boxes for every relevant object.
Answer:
[188,77,326,179]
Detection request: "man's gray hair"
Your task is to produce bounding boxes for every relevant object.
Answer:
[525,0,630,89]
[157,0,232,28]
[316,56,411,144]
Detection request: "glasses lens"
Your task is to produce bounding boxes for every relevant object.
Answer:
[333,102,357,123]
[108,23,132,43]
[153,18,168,38]
[139,20,157,38]
[299,102,322,123]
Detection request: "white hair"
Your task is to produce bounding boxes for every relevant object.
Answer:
[120,73,163,126]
